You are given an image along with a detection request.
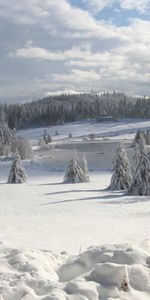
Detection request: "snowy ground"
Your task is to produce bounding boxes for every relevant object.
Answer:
[18,118,150,143]
[1,170,150,253]
[1,171,150,299]
[1,119,150,299]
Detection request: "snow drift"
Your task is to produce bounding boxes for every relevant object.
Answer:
[1,241,150,300]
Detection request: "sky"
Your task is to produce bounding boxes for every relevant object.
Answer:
[0,0,150,102]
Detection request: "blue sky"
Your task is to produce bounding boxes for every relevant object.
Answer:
[0,0,150,102]
[71,0,150,25]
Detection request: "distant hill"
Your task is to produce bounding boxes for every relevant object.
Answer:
[0,91,149,130]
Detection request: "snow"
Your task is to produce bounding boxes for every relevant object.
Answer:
[44,88,82,97]
[18,119,150,144]
[0,169,150,254]
[1,118,150,299]
[1,241,150,299]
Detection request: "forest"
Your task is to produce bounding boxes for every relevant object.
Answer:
[0,92,150,129]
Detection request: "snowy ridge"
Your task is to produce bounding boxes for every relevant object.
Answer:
[1,241,150,299]
[44,89,82,97]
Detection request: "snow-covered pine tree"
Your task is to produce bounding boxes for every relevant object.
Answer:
[8,151,27,184]
[110,143,133,190]
[63,155,88,183]
[81,153,90,182]
[128,140,150,195]
[0,120,14,156]
[132,141,140,176]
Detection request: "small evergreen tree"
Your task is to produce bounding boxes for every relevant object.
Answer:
[8,152,27,184]
[63,155,88,183]
[128,140,150,195]
[110,143,133,190]
[81,153,90,182]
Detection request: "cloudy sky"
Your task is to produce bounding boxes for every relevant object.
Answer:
[0,0,150,101]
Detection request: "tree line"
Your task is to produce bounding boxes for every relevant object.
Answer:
[0,92,150,130]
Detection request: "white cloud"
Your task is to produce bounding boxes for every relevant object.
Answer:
[0,0,150,97]
[81,0,113,13]
[120,0,150,12]
[52,69,101,82]
[82,0,150,13]
[10,45,91,61]
[8,15,150,96]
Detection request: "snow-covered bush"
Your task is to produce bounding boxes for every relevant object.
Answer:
[128,140,150,195]
[12,136,33,160]
[63,155,88,183]
[8,152,27,184]
[110,143,133,190]
[81,153,90,182]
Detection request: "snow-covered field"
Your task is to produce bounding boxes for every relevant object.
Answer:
[1,119,150,299]
[18,118,150,143]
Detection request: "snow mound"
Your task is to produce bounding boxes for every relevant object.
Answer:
[1,242,150,299]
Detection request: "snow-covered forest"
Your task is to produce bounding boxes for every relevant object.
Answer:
[1,92,150,129]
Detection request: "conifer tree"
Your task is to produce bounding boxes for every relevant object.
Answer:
[132,141,140,175]
[63,155,88,183]
[110,143,133,190]
[8,152,27,184]
[128,140,150,195]
[81,153,90,182]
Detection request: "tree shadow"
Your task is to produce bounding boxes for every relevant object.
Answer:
[44,189,101,196]
[39,191,150,206]
[38,182,63,186]
[40,193,123,206]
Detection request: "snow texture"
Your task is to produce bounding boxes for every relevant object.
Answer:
[1,241,150,299]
